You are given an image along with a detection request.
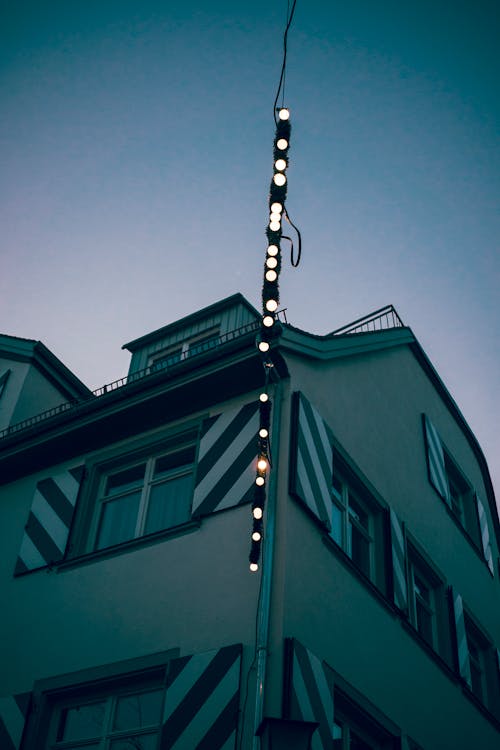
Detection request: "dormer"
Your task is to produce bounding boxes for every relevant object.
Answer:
[122,293,260,376]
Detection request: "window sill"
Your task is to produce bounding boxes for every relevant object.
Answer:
[58,519,201,572]
[400,619,457,684]
[321,533,396,618]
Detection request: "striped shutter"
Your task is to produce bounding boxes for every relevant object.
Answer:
[423,415,450,506]
[161,644,241,750]
[451,590,472,687]
[390,509,408,612]
[192,402,259,517]
[290,393,333,529]
[14,466,84,575]
[475,494,494,575]
[286,639,333,750]
[0,693,31,750]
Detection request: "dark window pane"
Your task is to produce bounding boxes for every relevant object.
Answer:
[331,503,343,546]
[145,474,192,534]
[416,599,433,646]
[106,465,145,496]
[350,525,370,576]
[348,496,369,530]
[350,729,376,749]
[110,735,158,750]
[57,702,106,741]
[113,690,163,731]
[96,492,141,549]
[154,447,195,477]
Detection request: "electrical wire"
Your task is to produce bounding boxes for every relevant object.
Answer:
[283,207,302,267]
[273,0,298,124]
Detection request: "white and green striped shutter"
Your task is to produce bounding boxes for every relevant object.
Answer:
[0,693,31,750]
[161,644,241,749]
[192,402,259,517]
[423,415,450,506]
[390,509,408,612]
[451,590,472,687]
[286,639,333,750]
[14,466,84,575]
[291,393,333,529]
[475,494,494,575]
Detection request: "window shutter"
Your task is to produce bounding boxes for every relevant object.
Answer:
[0,693,31,750]
[390,509,408,612]
[423,415,450,506]
[451,590,472,687]
[14,466,84,575]
[161,644,241,750]
[192,402,259,517]
[290,392,333,529]
[285,638,333,750]
[475,494,494,575]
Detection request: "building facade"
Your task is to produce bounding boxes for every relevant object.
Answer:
[1,294,499,749]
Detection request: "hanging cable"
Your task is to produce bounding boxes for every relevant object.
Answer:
[272,0,298,125]
[283,208,302,267]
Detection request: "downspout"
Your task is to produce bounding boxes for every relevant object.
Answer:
[252,367,284,748]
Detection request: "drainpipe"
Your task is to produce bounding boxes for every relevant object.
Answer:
[252,368,284,749]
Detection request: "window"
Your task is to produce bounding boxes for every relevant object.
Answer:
[149,327,220,372]
[332,691,397,750]
[50,687,163,749]
[444,453,481,546]
[91,445,195,551]
[330,468,387,592]
[464,614,500,714]
[406,547,452,663]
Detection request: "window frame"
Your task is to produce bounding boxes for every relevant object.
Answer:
[331,678,400,750]
[148,326,220,372]
[463,610,500,716]
[443,450,481,548]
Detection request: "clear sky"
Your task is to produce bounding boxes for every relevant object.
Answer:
[1,1,499,500]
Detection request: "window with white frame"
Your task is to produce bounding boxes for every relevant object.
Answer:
[330,467,387,592]
[91,444,195,551]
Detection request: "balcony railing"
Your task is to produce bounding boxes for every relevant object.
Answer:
[330,305,404,336]
[0,320,260,440]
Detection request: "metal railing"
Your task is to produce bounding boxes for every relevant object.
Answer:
[330,305,404,336]
[0,319,261,440]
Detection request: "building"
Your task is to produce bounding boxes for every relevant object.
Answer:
[1,293,499,749]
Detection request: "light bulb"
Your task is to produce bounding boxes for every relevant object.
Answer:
[257,458,268,471]
[259,427,269,438]
[252,531,261,542]
[258,341,270,353]
[250,562,259,572]
[269,220,281,231]
[269,212,281,222]
[271,202,283,213]
[265,269,278,282]
[273,173,286,186]
[262,316,274,328]
[259,393,269,402]
[278,108,290,120]
[253,506,263,519]
[255,476,265,486]
[265,299,278,312]
[275,158,287,171]
[267,244,279,256]
[276,138,288,150]
[266,257,278,269]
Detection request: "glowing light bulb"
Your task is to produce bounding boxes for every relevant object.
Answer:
[253,506,263,519]
[270,212,281,222]
[259,427,269,438]
[252,531,261,542]
[257,458,268,471]
[255,476,265,486]
[267,244,279,256]
[269,220,281,231]
[265,299,278,312]
[271,202,283,213]
[262,316,274,328]
[278,108,290,120]
[266,257,278,269]
[259,393,269,402]
[273,173,286,186]
[250,562,259,572]
[258,341,270,353]
[275,158,287,171]
[265,269,278,282]
[276,138,288,150]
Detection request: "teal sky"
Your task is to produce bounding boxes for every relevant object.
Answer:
[1,1,499,499]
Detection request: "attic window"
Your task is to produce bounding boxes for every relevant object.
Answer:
[148,327,220,372]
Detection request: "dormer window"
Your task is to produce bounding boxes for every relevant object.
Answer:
[148,327,220,372]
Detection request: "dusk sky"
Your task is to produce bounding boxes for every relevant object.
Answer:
[1,1,499,500]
